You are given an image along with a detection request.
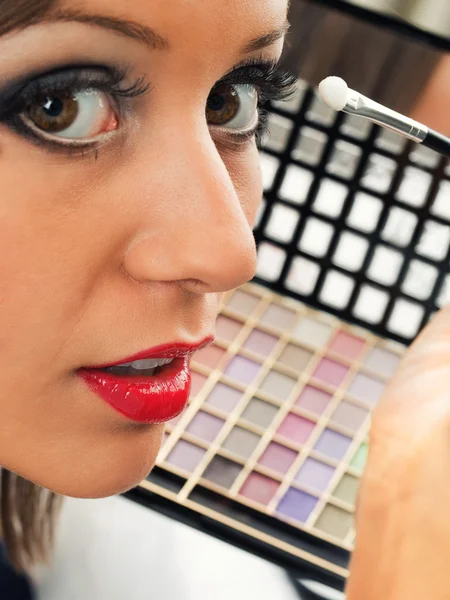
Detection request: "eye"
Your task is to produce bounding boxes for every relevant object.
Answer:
[22,89,117,141]
[206,83,258,132]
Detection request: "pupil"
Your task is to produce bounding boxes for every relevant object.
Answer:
[208,94,225,111]
[42,97,64,118]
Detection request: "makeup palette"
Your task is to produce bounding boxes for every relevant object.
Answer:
[133,282,404,590]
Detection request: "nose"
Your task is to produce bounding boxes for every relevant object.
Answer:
[123,126,258,294]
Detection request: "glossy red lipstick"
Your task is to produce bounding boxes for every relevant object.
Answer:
[78,339,213,424]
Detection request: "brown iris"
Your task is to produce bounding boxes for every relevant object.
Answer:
[206,84,240,126]
[27,94,79,133]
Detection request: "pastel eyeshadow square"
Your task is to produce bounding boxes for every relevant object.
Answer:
[312,358,349,387]
[295,386,332,415]
[350,442,368,472]
[259,371,297,400]
[332,473,359,506]
[205,383,242,413]
[224,356,261,385]
[314,429,352,461]
[241,398,279,428]
[190,372,208,397]
[277,344,313,372]
[315,505,353,540]
[215,316,244,342]
[292,317,333,348]
[243,329,279,356]
[295,458,335,491]
[202,456,242,489]
[186,411,224,442]
[328,331,366,359]
[364,346,401,378]
[277,488,318,523]
[257,442,298,473]
[227,290,260,315]
[239,472,279,505]
[166,440,206,473]
[192,345,227,369]
[260,304,298,330]
[277,413,315,444]
[330,401,369,432]
[348,373,386,405]
[222,426,261,459]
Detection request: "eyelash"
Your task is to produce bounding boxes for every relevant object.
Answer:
[0,59,297,154]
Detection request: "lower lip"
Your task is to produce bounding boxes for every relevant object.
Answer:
[78,357,191,424]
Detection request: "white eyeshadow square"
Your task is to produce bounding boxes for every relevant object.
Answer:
[265,204,300,243]
[292,126,327,165]
[312,178,348,218]
[341,114,372,140]
[262,113,292,153]
[353,285,389,324]
[256,243,286,282]
[409,145,440,169]
[346,192,383,233]
[298,218,334,258]
[375,128,407,154]
[319,270,355,309]
[436,274,450,307]
[401,260,438,300]
[416,221,450,261]
[367,246,404,286]
[430,181,450,221]
[286,256,320,296]
[396,166,432,207]
[326,140,361,179]
[279,165,314,205]
[260,153,279,191]
[381,207,418,248]
[333,232,369,272]
[306,94,337,126]
[387,299,424,338]
[361,154,397,194]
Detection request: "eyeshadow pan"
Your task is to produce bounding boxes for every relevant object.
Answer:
[314,430,352,460]
[227,290,260,315]
[312,358,349,387]
[222,427,261,459]
[332,474,359,506]
[205,383,242,413]
[350,442,368,472]
[224,356,261,385]
[296,386,331,415]
[364,347,401,378]
[292,317,332,348]
[259,371,297,400]
[260,304,298,330]
[192,345,227,369]
[348,373,386,405]
[258,442,297,474]
[277,488,318,523]
[295,458,335,492]
[166,440,206,473]
[330,401,369,432]
[215,316,243,342]
[186,411,224,442]
[315,505,353,539]
[328,331,366,360]
[243,329,279,356]
[239,472,279,505]
[241,398,279,428]
[202,456,242,489]
[190,372,208,396]
[277,414,315,445]
[277,344,312,372]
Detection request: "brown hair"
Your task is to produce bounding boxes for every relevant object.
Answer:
[0,0,61,574]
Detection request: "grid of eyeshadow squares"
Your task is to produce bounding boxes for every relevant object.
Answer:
[253,78,450,345]
[156,284,404,550]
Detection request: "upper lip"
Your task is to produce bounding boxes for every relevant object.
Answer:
[87,337,214,369]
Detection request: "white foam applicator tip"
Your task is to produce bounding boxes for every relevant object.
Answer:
[318,77,349,111]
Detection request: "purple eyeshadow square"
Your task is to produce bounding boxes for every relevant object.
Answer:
[243,329,279,356]
[205,383,242,413]
[257,442,297,474]
[277,488,318,523]
[314,429,352,460]
[224,356,261,384]
[348,373,386,405]
[295,458,335,491]
[166,440,206,473]
[186,411,224,442]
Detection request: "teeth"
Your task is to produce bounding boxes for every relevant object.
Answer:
[117,358,173,370]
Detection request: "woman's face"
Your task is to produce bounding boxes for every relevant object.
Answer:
[0,0,289,497]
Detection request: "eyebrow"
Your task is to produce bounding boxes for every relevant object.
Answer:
[30,9,289,54]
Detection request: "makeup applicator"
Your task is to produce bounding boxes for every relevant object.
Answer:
[318,76,450,158]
